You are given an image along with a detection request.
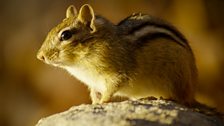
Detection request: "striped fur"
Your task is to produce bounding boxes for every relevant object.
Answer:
[117,13,189,49]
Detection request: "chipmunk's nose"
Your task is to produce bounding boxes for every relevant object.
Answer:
[37,52,46,62]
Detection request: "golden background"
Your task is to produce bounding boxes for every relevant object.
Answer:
[0,0,224,126]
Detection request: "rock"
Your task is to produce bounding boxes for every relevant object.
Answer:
[36,99,224,126]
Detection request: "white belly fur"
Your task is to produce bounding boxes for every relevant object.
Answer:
[65,66,106,93]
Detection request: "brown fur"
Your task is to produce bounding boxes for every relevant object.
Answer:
[37,4,198,105]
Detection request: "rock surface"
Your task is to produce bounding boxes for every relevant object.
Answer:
[36,99,223,126]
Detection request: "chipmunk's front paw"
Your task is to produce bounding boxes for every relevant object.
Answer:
[92,100,100,105]
[90,89,101,104]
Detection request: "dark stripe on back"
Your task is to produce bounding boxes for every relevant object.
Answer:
[129,22,187,44]
[118,13,189,48]
[135,32,186,48]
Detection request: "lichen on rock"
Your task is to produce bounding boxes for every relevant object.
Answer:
[36,99,224,126]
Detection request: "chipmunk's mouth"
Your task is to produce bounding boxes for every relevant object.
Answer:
[44,59,64,67]
[37,52,62,67]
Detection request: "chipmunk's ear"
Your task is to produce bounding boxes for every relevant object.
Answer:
[77,4,96,32]
[66,5,77,18]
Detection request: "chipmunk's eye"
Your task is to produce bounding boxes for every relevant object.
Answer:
[60,30,73,41]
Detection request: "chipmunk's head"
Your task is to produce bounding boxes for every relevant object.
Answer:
[37,4,101,67]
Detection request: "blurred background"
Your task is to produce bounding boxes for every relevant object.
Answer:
[0,0,224,126]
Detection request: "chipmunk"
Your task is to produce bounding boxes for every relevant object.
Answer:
[37,4,198,105]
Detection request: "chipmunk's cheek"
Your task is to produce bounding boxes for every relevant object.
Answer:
[56,51,71,66]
